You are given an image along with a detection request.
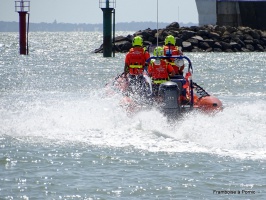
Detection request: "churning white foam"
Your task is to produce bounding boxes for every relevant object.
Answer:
[0,90,265,160]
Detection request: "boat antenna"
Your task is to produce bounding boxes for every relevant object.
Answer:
[156,0,159,48]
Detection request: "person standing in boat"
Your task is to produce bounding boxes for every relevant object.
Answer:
[124,36,150,93]
[124,36,150,76]
[163,35,190,104]
[163,35,185,76]
[148,46,175,96]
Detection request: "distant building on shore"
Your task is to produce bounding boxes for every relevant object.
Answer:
[195,0,266,30]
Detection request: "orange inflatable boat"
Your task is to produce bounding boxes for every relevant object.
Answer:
[106,55,223,117]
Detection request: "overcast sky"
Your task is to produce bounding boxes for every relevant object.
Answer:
[1,0,198,24]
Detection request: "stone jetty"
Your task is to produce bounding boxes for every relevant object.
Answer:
[94,22,266,53]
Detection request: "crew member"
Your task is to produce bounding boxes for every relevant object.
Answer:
[124,36,150,94]
[148,46,175,96]
[163,35,184,75]
[124,36,150,76]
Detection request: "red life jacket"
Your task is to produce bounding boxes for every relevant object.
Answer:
[126,47,146,75]
[163,45,180,57]
[163,45,184,74]
[149,59,169,82]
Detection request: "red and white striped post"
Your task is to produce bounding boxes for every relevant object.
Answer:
[15,0,30,55]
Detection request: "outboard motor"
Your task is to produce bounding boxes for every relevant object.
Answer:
[158,81,180,117]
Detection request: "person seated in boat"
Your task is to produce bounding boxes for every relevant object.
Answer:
[148,46,175,96]
[163,35,185,76]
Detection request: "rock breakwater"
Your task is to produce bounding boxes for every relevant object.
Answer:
[94,22,266,53]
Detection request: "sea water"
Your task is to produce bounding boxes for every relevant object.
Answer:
[0,32,265,199]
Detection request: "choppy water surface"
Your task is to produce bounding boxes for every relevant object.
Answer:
[0,32,266,199]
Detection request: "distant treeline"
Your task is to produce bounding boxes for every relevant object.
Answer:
[0,21,197,32]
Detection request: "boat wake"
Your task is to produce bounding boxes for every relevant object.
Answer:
[0,89,265,160]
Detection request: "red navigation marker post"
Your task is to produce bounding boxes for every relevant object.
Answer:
[15,0,30,55]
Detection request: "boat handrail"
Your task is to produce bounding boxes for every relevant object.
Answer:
[146,55,193,73]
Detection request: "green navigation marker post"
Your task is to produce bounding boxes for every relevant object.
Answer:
[99,0,116,57]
